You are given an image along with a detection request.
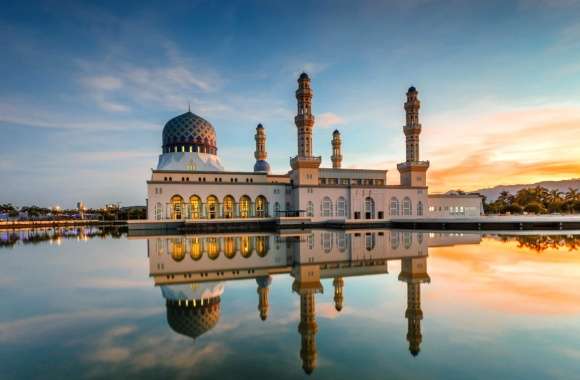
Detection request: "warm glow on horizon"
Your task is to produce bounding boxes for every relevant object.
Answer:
[428,236,580,315]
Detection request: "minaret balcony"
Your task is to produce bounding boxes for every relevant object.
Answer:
[290,156,322,169]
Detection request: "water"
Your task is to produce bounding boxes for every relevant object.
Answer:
[1,227,579,379]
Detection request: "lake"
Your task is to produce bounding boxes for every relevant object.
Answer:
[1,227,579,379]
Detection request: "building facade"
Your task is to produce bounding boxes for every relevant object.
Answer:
[145,73,481,223]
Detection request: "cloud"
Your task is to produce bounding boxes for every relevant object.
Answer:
[355,102,580,191]
[428,237,580,316]
[317,112,346,128]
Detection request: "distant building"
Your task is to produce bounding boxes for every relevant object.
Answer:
[144,73,481,223]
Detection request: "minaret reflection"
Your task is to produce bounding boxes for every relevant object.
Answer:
[333,276,344,312]
[292,265,323,375]
[256,275,272,321]
[398,257,431,357]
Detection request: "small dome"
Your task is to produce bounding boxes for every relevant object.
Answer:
[408,86,417,93]
[254,160,271,173]
[162,111,217,155]
[256,275,272,288]
[166,297,220,340]
[256,123,264,130]
[299,72,310,81]
[333,129,340,136]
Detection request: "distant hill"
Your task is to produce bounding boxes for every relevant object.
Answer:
[475,178,580,201]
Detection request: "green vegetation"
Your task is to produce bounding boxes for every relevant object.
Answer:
[0,203,146,220]
[484,187,580,215]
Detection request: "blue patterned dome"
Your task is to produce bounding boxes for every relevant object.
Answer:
[162,111,217,154]
[253,160,271,173]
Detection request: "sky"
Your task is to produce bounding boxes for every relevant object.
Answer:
[1,0,580,208]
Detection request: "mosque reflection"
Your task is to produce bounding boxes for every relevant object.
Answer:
[146,230,481,375]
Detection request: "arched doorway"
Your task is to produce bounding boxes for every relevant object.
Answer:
[255,195,268,217]
[364,197,375,219]
[170,195,184,220]
[206,195,218,219]
[189,195,201,219]
[239,195,251,218]
[223,195,235,219]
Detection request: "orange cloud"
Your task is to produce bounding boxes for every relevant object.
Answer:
[423,105,580,191]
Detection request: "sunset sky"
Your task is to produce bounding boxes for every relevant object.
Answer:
[1,0,580,207]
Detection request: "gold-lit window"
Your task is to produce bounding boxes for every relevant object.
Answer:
[190,195,201,219]
[241,236,253,257]
[170,195,184,220]
[190,238,203,260]
[223,195,235,218]
[255,196,267,217]
[207,195,218,219]
[207,237,220,259]
[239,196,251,218]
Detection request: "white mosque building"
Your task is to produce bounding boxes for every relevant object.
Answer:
[142,73,482,226]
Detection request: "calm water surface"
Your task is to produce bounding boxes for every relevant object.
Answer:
[1,227,580,379]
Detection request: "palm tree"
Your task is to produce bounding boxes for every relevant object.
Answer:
[547,189,563,203]
[565,188,579,202]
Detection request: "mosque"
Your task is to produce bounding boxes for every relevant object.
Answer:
[146,230,482,374]
[142,73,482,225]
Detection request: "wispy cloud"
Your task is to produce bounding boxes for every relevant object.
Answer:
[317,112,346,129]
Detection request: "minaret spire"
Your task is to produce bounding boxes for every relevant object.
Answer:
[397,86,429,187]
[295,72,315,158]
[398,256,431,357]
[253,123,271,173]
[404,86,421,162]
[333,276,344,311]
[256,276,272,321]
[331,130,342,169]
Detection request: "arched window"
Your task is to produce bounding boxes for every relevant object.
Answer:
[307,201,314,217]
[206,237,220,259]
[223,195,235,219]
[308,233,315,249]
[239,195,251,218]
[170,195,184,220]
[169,238,185,261]
[336,197,346,217]
[190,238,202,260]
[255,195,268,217]
[336,233,347,252]
[403,232,412,249]
[224,237,236,258]
[256,236,269,257]
[321,196,333,217]
[390,197,400,216]
[417,201,424,216]
[240,236,253,257]
[390,231,400,250]
[322,232,332,252]
[155,202,162,220]
[364,197,375,219]
[403,197,412,216]
[189,195,201,219]
[206,195,218,219]
[365,233,376,251]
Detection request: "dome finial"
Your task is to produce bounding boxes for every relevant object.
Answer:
[188,102,191,113]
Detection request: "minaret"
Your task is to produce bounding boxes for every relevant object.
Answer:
[397,87,429,187]
[256,275,272,321]
[331,130,342,169]
[398,256,431,357]
[333,276,344,311]
[290,73,321,185]
[404,87,421,162]
[292,264,323,375]
[253,124,271,173]
[296,73,314,158]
